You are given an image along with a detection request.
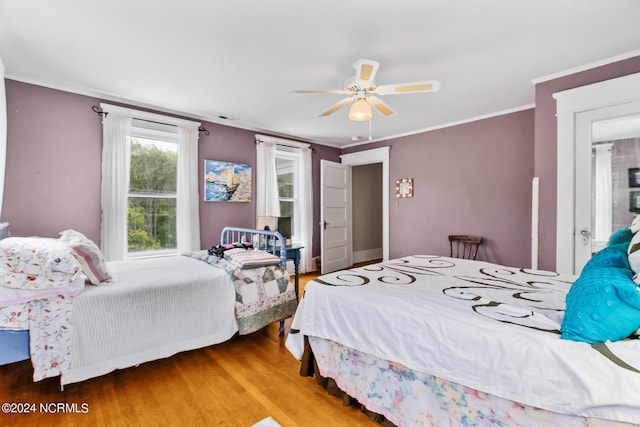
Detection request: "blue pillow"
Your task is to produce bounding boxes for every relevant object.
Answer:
[608,227,633,247]
[561,246,640,343]
[581,242,630,272]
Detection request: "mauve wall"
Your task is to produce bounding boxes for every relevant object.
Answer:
[534,55,640,271]
[343,109,535,268]
[197,124,257,249]
[3,79,340,258]
[5,81,103,242]
[5,55,639,268]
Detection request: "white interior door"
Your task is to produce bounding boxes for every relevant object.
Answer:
[555,72,640,275]
[574,102,640,273]
[320,159,352,274]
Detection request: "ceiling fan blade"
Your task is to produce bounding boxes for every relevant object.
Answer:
[294,89,350,94]
[374,80,441,95]
[354,59,380,87]
[320,96,354,117]
[367,96,396,117]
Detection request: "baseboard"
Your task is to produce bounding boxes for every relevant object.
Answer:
[353,248,383,264]
[285,260,294,276]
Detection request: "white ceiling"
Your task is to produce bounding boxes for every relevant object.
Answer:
[1,0,639,148]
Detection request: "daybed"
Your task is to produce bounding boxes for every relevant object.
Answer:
[0,226,297,386]
[286,228,640,426]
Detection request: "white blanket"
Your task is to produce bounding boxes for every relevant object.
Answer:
[286,256,640,424]
[62,256,237,385]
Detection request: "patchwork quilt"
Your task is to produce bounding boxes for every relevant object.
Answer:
[184,251,297,334]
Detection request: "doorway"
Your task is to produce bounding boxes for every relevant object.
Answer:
[555,72,640,274]
[341,146,390,262]
[320,147,390,274]
[587,114,640,253]
[352,163,383,264]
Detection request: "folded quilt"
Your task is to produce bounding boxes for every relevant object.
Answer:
[184,251,297,334]
[224,248,282,268]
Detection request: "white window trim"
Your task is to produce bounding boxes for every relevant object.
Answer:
[275,149,300,241]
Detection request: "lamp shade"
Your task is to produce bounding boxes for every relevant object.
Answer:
[348,99,372,121]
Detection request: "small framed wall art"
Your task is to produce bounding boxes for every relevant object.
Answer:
[629,168,640,188]
[396,178,413,198]
[630,191,640,213]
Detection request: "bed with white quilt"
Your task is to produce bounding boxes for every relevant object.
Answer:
[286,228,640,426]
[0,227,297,386]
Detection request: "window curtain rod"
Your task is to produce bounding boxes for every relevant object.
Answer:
[255,134,315,152]
[92,105,209,135]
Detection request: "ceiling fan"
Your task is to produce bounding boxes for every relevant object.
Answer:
[294,59,441,122]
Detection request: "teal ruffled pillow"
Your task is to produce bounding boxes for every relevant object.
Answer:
[608,227,632,247]
[561,244,640,344]
[580,242,630,272]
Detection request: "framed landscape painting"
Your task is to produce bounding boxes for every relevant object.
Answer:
[204,160,252,202]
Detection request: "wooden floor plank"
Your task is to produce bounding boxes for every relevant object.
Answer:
[0,268,380,427]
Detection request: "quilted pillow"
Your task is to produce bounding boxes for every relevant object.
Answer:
[561,245,640,343]
[0,237,81,290]
[59,229,111,285]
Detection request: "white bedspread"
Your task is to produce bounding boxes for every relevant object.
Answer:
[62,256,237,385]
[286,255,640,424]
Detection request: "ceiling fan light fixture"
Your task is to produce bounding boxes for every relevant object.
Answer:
[348,98,372,121]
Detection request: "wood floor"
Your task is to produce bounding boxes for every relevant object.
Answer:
[0,270,379,427]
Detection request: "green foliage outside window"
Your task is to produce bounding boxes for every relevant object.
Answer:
[128,139,177,253]
[276,156,296,235]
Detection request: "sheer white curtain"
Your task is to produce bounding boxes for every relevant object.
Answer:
[298,147,313,273]
[593,143,613,244]
[177,126,201,253]
[255,135,313,274]
[0,57,7,219]
[100,103,201,260]
[255,140,280,217]
[101,113,132,261]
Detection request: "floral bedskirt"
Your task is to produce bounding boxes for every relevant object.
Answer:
[308,336,636,427]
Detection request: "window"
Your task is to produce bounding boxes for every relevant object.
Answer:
[255,134,312,273]
[128,136,177,256]
[100,103,201,262]
[275,152,298,239]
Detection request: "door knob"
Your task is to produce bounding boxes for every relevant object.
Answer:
[579,229,590,244]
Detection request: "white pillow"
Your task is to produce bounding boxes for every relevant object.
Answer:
[631,214,640,235]
[628,231,640,279]
[59,229,112,285]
